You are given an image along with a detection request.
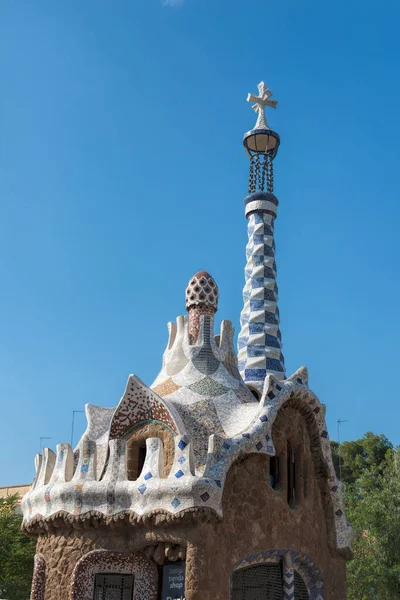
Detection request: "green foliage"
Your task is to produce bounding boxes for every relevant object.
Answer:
[331,434,400,599]
[332,431,393,486]
[0,494,36,600]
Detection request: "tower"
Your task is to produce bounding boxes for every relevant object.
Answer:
[238,82,285,395]
[22,81,354,600]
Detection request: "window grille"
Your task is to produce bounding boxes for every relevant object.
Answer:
[93,573,134,600]
[232,563,283,600]
[294,571,309,600]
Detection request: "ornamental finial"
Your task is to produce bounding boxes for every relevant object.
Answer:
[247,81,278,130]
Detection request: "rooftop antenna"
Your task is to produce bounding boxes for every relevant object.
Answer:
[39,437,52,453]
[70,410,85,448]
[337,418,348,481]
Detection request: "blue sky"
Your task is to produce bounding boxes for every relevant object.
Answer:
[1,0,399,484]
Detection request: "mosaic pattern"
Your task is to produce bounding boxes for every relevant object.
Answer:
[238,202,285,392]
[21,365,353,554]
[186,271,218,312]
[30,554,46,600]
[71,550,158,600]
[232,549,324,600]
[151,312,258,468]
[109,375,184,439]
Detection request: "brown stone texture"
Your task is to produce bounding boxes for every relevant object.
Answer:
[126,422,175,479]
[31,406,347,600]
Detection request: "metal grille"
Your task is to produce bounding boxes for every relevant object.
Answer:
[294,571,309,600]
[248,153,274,194]
[94,574,134,600]
[232,564,283,600]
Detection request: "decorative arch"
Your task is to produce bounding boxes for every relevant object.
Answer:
[70,550,158,600]
[30,553,46,600]
[109,375,186,440]
[270,392,337,551]
[232,549,324,600]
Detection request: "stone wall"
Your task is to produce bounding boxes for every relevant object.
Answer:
[31,406,346,600]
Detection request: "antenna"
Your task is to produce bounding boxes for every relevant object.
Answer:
[337,419,348,481]
[70,410,85,448]
[39,437,52,453]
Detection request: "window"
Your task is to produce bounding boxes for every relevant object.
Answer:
[232,564,282,600]
[232,564,310,600]
[249,388,260,400]
[269,456,280,489]
[287,442,296,507]
[94,574,134,600]
[127,441,147,481]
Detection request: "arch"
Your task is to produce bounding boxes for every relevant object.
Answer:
[30,554,46,600]
[126,422,175,479]
[231,549,324,600]
[271,396,336,549]
[70,550,158,600]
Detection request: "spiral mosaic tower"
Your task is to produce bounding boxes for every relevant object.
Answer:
[238,82,285,394]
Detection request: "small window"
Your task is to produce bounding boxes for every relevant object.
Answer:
[269,456,280,489]
[287,442,296,507]
[94,573,134,600]
[127,441,147,481]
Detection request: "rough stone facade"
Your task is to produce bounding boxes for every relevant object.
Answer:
[29,407,346,600]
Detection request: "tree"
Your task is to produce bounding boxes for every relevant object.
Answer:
[0,494,36,600]
[331,431,393,487]
[346,448,400,599]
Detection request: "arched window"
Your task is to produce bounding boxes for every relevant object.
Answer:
[231,563,310,600]
[287,441,296,507]
[127,439,148,481]
[126,424,175,480]
[232,563,283,600]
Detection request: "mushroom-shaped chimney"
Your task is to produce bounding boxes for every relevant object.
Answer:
[186,271,219,344]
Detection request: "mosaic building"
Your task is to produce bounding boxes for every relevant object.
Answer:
[22,82,353,600]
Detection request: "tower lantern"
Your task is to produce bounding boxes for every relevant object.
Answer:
[238,81,285,395]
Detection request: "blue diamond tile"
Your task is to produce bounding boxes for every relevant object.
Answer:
[175,469,184,478]
[171,497,181,509]
[242,433,250,439]
[259,414,268,422]
[178,440,187,451]
[200,492,210,502]
[215,480,221,488]
[138,484,147,495]
[144,472,153,480]
[178,456,186,464]
[223,442,231,450]
[256,441,263,451]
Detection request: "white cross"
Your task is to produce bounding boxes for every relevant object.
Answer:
[247,81,278,129]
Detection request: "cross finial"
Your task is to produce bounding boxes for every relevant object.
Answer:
[247,81,278,130]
